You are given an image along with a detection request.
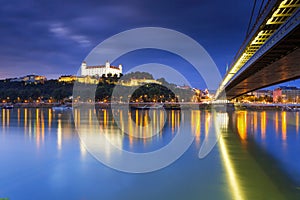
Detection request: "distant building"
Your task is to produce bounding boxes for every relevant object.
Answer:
[10,75,47,84]
[273,86,300,103]
[176,85,191,90]
[119,78,161,86]
[76,76,99,84]
[81,61,122,77]
[58,75,77,83]
[249,90,273,98]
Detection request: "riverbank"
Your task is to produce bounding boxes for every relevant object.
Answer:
[1,102,211,110]
[235,102,300,111]
[3,102,300,111]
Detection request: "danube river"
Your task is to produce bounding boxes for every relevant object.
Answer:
[0,108,300,199]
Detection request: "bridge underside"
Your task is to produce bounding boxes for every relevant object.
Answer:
[225,25,300,100]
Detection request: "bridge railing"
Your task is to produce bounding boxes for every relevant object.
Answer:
[229,8,300,83]
[228,0,279,74]
[215,0,279,99]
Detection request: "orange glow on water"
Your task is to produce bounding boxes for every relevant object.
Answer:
[57,118,62,150]
[6,109,10,127]
[24,109,28,130]
[41,110,45,143]
[195,114,201,147]
[36,109,40,148]
[48,108,52,129]
[237,111,247,141]
[171,110,175,133]
[296,112,299,134]
[103,109,108,128]
[17,109,20,126]
[253,112,257,133]
[205,111,210,137]
[261,112,266,140]
[275,112,279,136]
[2,109,5,129]
[281,112,287,141]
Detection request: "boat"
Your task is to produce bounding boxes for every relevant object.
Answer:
[293,108,300,111]
[132,105,150,110]
[52,105,72,111]
[2,104,14,109]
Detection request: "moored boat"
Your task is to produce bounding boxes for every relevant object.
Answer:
[2,104,14,109]
[52,105,72,111]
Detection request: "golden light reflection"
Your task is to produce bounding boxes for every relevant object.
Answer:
[160,110,164,135]
[41,109,45,143]
[296,112,299,134]
[2,109,5,129]
[139,111,143,137]
[171,110,175,133]
[261,112,266,140]
[176,110,180,131]
[253,112,257,133]
[24,108,27,132]
[17,108,20,126]
[127,111,133,147]
[119,110,124,133]
[219,136,244,200]
[6,109,10,127]
[191,110,201,147]
[36,109,40,148]
[237,111,247,141]
[205,111,210,137]
[57,118,62,150]
[48,108,52,129]
[275,112,279,136]
[80,142,87,158]
[75,109,80,128]
[144,112,150,139]
[29,109,32,137]
[281,112,287,141]
[152,110,157,135]
[103,109,108,128]
[89,109,92,127]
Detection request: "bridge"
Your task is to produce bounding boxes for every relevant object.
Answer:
[215,0,300,100]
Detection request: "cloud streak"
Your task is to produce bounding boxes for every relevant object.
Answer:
[49,23,91,47]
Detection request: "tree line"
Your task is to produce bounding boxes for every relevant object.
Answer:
[0,72,194,103]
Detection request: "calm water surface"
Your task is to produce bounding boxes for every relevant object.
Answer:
[0,108,300,200]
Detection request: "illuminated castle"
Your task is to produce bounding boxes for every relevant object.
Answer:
[80,61,122,77]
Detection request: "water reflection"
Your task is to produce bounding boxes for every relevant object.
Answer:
[2,108,300,157]
[253,111,257,134]
[296,112,299,134]
[1,108,300,199]
[191,110,201,148]
[282,112,287,141]
[205,111,210,138]
[2,109,5,129]
[275,112,279,136]
[236,111,247,141]
[219,136,244,200]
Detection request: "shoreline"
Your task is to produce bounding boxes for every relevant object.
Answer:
[1,102,300,111]
[235,102,300,111]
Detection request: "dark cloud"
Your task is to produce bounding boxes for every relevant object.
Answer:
[0,0,253,85]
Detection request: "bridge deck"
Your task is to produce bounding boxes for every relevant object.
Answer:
[216,0,300,99]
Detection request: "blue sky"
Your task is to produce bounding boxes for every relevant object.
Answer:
[0,0,298,89]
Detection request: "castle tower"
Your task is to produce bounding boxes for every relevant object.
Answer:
[81,61,87,76]
[105,61,110,68]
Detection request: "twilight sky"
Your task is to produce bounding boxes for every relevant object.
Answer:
[1,0,278,88]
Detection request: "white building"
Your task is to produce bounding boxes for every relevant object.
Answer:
[81,61,122,77]
[10,74,47,84]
